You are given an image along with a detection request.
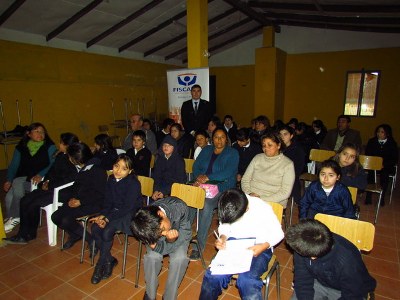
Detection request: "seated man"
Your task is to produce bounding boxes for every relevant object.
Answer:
[199,189,284,300]
[131,196,191,300]
[286,219,376,300]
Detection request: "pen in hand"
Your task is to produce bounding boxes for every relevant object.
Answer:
[214,230,220,241]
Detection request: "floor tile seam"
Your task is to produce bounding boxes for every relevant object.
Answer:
[364,253,400,265]
[36,281,91,299]
[369,269,400,282]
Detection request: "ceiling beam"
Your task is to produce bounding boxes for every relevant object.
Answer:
[0,0,26,27]
[182,25,263,63]
[46,0,103,42]
[144,8,237,57]
[223,0,272,26]
[87,0,164,48]
[248,1,400,13]
[118,10,186,53]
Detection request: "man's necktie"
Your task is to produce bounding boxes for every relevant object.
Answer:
[194,102,198,115]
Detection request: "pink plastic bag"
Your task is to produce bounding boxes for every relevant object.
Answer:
[199,183,219,198]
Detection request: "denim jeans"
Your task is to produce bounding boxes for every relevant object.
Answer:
[199,248,272,300]
[196,194,220,251]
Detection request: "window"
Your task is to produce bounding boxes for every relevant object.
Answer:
[343,70,380,117]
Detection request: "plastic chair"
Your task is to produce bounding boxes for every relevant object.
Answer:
[231,201,284,300]
[348,186,360,219]
[134,183,206,288]
[359,155,383,224]
[40,181,74,246]
[389,165,397,204]
[148,154,155,177]
[184,158,195,181]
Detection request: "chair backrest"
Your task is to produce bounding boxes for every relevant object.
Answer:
[347,186,358,205]
[266,201,284,224]
[315,213,375,252]
[184,158,195,174]
[116,148,126,155]
[309,149,336,162]
[171,183,205,209]
[150,154,155,169]
[359,155,383,171]
[137,175,154,197]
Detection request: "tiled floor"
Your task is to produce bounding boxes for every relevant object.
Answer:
[1,190,400,299]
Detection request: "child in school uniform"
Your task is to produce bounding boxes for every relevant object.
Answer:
[300,160,356,220]
[126,130,152,176]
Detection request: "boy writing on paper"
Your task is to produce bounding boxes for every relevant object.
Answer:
[199,189,284,300]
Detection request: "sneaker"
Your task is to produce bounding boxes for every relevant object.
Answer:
[3,235,28,245]
[4,217,20,233]
[189,250,200,261]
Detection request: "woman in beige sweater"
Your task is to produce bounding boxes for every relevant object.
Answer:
[241,131,295,208]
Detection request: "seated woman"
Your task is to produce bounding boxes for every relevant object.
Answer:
[279,125,306,203]
[89,154,142,284]
[331,143,367,191]
[241,131,295,208]
[207,116,222,140]
[300,160,356,219]
[3,122,57,233]
[365,124,398,206]
[51,142,107,251]
[151,135,186,201]
[126,130,152,176]
[92,134,118,170]
[170,123,194,158]
[189,128,239,261]
[3,133,79,244]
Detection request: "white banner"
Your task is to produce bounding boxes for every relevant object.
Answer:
[167,67,209,125]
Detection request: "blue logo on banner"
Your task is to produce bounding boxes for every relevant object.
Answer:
[177,73,197,86]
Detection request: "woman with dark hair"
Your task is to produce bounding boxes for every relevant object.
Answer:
[241,131,295,208]
[51,142,107,251]
[312,119,327,147]
[189,128,239,261]
[3,122,57,233]
[207,116,222,140]
[365,124,398,205]
[331,143,367,191]
[92,134,118,170]
[4,133,79,243]
[169,123,194,158]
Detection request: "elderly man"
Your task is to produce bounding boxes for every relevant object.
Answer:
[122,114,157,154]
[321,115,362,151]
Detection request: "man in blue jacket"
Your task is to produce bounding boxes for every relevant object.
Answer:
[286,219,376,300]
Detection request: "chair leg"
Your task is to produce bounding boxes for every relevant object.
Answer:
[135,240,143,288]
[374,192,383,224]
[61,230,65,250]
[264,261,280,300]
[195,241,207,269]
[289,197,294,227]
[121,234,129,279]
[389,178,395,204]
[91,240,96,266]
[80,219,88,264]
[39,209,43,227]
[116,233,122,245]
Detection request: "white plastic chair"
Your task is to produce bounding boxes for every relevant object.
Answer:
[40,181,74,246]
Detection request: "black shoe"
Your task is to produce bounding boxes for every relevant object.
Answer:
[143,293,154,300]
[89,241,98,258]
[62,237,81,250]
[102,257,118,279]
[3,235,28,245]
[189,250,200,261]
[91,264,104,284]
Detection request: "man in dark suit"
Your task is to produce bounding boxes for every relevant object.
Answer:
[321,115,362,151]
[180,84,212,135]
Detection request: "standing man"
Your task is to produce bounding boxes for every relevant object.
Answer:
[181,84,212,135]
[122,114,157,154]
[321,115,362,151]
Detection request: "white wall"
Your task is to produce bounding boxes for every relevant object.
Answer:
[209,26,400,67]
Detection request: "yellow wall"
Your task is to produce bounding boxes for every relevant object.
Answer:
[0,40,177,169]
[284,47,400,145]
[210,65,255,128]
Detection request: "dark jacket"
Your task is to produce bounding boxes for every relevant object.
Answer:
[321,128,362,151]
[293,234,376,300]
[232,141,262,176]
[300,181,356,219]
[152,136,186,195]
[181,99,212,133]
[176,132,195,158]
[365,137,398,169]
[44,152,78,190]
[101,174,142,234]
[92,148,118,171]
[151,196,191,255]
[126,147,152,177]
[340,165,368,190]
[283,141,306,202]
[64,164,107,211]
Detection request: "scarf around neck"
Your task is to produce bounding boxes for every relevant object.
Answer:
[27,140,44,156]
